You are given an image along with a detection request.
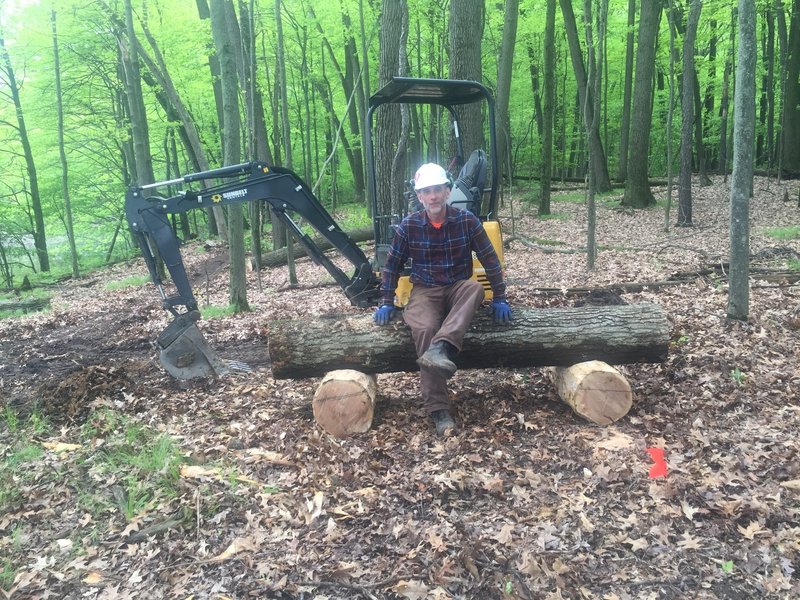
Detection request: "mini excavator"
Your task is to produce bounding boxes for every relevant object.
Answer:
[125,78,504,379]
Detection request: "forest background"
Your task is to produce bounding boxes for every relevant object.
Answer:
[0,0,797,295]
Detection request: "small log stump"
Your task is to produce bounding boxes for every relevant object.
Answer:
[312,369,377,438]
[547,360,633,425]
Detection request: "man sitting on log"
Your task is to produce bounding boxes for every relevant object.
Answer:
[373,162,512,436]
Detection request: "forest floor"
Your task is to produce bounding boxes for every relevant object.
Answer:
[1,176,799,600]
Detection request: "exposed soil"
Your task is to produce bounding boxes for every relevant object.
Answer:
[1,176,799,599]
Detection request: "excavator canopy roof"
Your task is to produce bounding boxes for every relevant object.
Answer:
[368,77,494,109]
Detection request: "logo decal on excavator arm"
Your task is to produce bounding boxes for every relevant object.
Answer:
[211,194,222,203]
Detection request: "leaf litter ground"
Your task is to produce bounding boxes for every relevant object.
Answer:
[1,176,799,599]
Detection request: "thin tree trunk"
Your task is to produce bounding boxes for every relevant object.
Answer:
[622,0,661,208]
[449,0,486,160]
[496,0,520,186]
[540,0,556,216]
[617,0,636,182]
[274,0,297,285]
[677,0,703,227]
[728,0,757,320]
[779,0,800,176]
[559,0,612,193]
[51,10,79,277]
[210,0,249,312]
[1,27,50,271]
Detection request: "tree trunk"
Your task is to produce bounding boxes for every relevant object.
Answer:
[719,10,734,177]
[51,10,79,278]
[449,0,486,160]
[540,0,556,216]
[313,370,377,438]
[780,0,800,176]
[268,303,670,379]
[622,0,661,208]
[547,361,632,425]
[617,0,636,182]
[728,0,756,321]
[373,0,404,246]
[558,0,612,193]
[274,0,298,286]
[496,0,520,186]
[1,25,49,272]
[122,0,154,187]
[210,0,249,313]
[677,0,702,227]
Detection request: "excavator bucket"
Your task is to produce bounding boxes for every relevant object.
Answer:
[156,312,231,379]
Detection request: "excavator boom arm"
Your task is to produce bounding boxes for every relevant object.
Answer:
[125,161,381,379]
[126,162,381,314]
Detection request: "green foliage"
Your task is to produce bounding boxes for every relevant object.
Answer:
[83,410,184,520]
[765,226,800,240]
[201,304,237,318]
[730,368,747,386]
[789,258,800,272]
[721,560,735,574]
[104,275,150,292]
[0,557,16,592]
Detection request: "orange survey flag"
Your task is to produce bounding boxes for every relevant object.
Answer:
[646,447,668,478]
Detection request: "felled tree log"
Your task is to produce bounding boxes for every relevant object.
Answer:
[312,369,377,438]
[254,226,373,269]
[0,297,50,313]
[268,302,669,379]
[547,361,633,425]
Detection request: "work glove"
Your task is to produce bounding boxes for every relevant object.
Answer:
[491,299,513,324]
[373,304,398,326]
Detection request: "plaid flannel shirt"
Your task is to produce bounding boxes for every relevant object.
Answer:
[380,205,506,305]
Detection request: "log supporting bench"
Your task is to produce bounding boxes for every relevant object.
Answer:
[268,303,670,436]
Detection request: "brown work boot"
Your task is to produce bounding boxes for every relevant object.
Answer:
[431,409,456,437]
[417,341,457,379]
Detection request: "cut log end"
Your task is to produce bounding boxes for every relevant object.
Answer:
[548,361,633,425]
[312,370,377,438]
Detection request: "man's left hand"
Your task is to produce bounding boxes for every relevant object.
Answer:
[491,299,512,323]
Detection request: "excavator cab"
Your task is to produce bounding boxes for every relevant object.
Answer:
[365,77,503,306]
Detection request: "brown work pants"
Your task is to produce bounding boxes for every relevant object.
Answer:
[402,279,485,413]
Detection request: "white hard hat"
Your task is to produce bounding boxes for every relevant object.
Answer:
[413,163,449,190]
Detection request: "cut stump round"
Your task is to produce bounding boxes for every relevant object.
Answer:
[312,369,377,438]
[548,360,633,425]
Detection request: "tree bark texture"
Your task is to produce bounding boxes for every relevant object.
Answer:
[373,0,404,245]
[728,0,757,320]
[780,0,800,176]
[540,0,556,215]
[617,0,636,182]
[1,26,49,272]
[449,0,486,160]
[558,0,612,192]
[677,0,702,227]
[547,361,632,425]
[268,303,670,379]
[622,0,661,208]
[210,0,248,312]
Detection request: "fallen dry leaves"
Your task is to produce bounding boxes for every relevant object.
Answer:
[1,175,799,599]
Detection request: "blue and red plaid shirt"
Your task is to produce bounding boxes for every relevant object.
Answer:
[380,205,506,305]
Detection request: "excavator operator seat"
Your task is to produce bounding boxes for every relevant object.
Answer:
[448,149,487,215]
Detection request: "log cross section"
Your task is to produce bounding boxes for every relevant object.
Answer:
[268,302,670,380]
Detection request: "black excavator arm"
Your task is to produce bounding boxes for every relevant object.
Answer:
[125,161,381,379]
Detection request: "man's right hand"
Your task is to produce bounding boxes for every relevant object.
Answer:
[373,304,398,325]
